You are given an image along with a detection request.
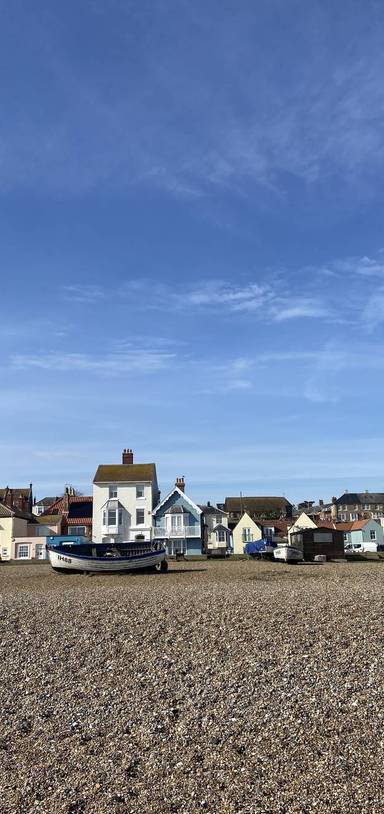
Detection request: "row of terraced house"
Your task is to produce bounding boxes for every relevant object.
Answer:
[1,448,384,561]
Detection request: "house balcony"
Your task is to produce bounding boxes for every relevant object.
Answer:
[102,524,152,540]
[153,525,201,538]
[102,523,122,535]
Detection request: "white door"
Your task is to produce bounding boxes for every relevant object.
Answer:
[35,544,45,560]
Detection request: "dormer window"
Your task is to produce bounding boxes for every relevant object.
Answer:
[109,486,118,499]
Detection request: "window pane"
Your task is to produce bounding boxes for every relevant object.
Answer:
[136,509,145,525]
[109,486,117,498]
[108,509,117,525]
[136,485,144,498]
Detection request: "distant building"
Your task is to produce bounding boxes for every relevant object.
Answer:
[334,492,384,522]
[225,496,293,529]
[93,448,160,543]
[32,496,59,516]
[199,502,231,557]
[42,490,93,538]
[337,518,383,549]
[0,485,33,514]
[153,477,203,556]
[295,499,333,523]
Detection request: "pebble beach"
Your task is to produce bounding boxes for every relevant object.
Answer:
[1,558,383,814]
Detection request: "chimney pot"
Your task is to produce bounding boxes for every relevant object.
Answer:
[175,476,185,492]
[122,448,134,465]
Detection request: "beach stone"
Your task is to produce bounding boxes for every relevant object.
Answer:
[0,559,383,813]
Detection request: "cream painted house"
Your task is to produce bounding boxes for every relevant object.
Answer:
[92,448,160,543]
[288,511,317,543]
[0,504,40,560]
[232,512,262,555]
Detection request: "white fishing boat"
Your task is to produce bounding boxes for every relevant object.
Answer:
[47,540,168,574]
[273,544,304,564]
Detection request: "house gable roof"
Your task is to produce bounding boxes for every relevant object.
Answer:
[232,512,260,531]
[225,496,292,512]
[45,494,93,516]
[0,503,37,521]
[35,496,58,508]
[336,492,384,506]
[199,504,228,516]
[153,486,202,517]
[93,464,157,483]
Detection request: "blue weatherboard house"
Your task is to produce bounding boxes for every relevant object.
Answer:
[152,477,203,556]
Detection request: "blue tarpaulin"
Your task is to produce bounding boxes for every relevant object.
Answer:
[244,539,277,555]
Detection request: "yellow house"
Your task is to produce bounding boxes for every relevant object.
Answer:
[232,512,262,555]
[0,505,38,560]
[288,511,317,544]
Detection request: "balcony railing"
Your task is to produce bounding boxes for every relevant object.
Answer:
[153,525,201,538]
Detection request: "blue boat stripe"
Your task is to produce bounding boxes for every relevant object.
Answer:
[47,547,165,561]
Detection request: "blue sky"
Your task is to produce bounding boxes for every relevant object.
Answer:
[2,0,384,504]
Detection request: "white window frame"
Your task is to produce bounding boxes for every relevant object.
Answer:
[217,528,226,542]
[17,544,30,559]
[370,529,377,541]
[109,486,118,499]
[136,508,145,526]
[136,485,145,499]
[170,514,183,531]
[69,526,87,536]
[108,509,117,525]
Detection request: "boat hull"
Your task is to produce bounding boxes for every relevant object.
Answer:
[48,547,167,573]
[273,545,303,563]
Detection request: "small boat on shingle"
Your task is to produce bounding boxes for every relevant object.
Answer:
[47,540,168,574]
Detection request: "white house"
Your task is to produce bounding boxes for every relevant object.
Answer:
[92,448,160,543]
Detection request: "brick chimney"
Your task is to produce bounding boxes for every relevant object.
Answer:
[122,448,134,465]
[175,476,185,492]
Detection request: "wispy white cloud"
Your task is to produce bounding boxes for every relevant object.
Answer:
[2,3,384,200]
[61,284,105,303]
[175,280,274,312]
[270,299,330,322]
[11,349,175,374]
